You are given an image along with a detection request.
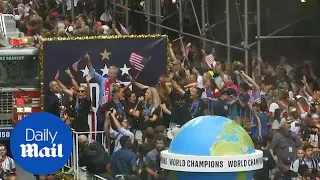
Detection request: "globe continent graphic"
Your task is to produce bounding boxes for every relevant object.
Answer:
[168,116,255,180]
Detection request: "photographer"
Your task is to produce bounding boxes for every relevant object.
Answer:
[108,108,135,154]
[145,134,168,180]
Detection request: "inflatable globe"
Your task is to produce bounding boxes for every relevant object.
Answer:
[161,116,262,180]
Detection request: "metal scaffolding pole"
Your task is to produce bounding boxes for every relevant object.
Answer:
[161,12,178,22]
[258,35,320,39]
[201,0,206,49]
[226,0,231,65]
[113,0,116,21]
[179,0,183,34]
[155,0,162,33]
[248,16,306,48]
[109,1,163,18]
[244,0,249,74]
[256,0,261,57]
[62,0,66,16]
[190,0,202,35]
[125,0,129,28]
[147,20,245,51]
[71,0,75,20]
[145,0,151,33]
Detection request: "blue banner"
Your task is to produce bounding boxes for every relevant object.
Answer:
[41,35,168,110]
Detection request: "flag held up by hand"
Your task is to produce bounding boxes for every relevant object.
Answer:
[72,58,81,72]
[205,54,216,69]
[129,52,150,72]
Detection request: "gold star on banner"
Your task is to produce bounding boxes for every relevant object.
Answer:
[100,49,111,60]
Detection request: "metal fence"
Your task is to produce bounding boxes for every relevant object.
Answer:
[62,129,108,180]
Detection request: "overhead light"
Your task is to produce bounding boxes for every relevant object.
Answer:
[172,0,177,3]
[301,0,306,2]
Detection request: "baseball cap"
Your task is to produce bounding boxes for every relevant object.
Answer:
[279,118,293,126]
[239,93,250,103]
[221,88,230,96]
[282,157,293,165]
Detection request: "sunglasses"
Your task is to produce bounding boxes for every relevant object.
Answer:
[77,90,85,93]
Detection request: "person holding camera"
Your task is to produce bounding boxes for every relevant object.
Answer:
[108,108,135,154]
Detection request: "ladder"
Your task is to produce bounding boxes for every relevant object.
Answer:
[0,14,21,46]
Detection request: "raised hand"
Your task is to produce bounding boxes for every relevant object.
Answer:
[84,53,90,62]
[54,70,59,80]
[85,74,92,82]
[65,68,72,76]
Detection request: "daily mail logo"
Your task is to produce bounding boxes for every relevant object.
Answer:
[20,128,63,158]
[10,112,72,175]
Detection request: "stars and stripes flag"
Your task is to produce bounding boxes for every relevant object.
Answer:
[205,54,216,69]
[129,52,149,72]
[248,90,261,109]
[119,22,129,35]
[72,58,81,72]
[180,42,191,57]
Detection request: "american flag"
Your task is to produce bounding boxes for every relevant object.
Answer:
[129,53,148,72]
[205,54,215,68]
[248,90,261,109]
[119,22,129,35]
[72,58,81,72]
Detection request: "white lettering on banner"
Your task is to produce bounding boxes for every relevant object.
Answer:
[0,131,10,138]
[25,128,57,144]
[20,143,63,158]
[0,56,25,61]
[160,150,263,172]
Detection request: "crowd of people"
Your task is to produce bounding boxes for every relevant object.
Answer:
[48,49,320,180]
[1,0,320,180]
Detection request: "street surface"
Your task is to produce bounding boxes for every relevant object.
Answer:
[16,164,35,180]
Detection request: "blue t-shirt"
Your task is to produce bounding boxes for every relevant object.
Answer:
[251,113,269,138]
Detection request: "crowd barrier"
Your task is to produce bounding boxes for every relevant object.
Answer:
[63,129,108,180]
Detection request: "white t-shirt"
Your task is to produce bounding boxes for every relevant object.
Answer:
[269,103,280,113]
[197,75,204,88]
[290,120,301,135]
[1,156,15,173]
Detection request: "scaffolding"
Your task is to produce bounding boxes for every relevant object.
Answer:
[107,0,319,73]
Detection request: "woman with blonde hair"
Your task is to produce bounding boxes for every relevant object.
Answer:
[143,87,162,128]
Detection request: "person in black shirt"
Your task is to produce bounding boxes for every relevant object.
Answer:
[105,85,126,130]
[166,76,190,127]
[72,84,91,135]
[56,76,92,136]
[125,91,143,132]
[253,138,276,180]
[44,80,70,118]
